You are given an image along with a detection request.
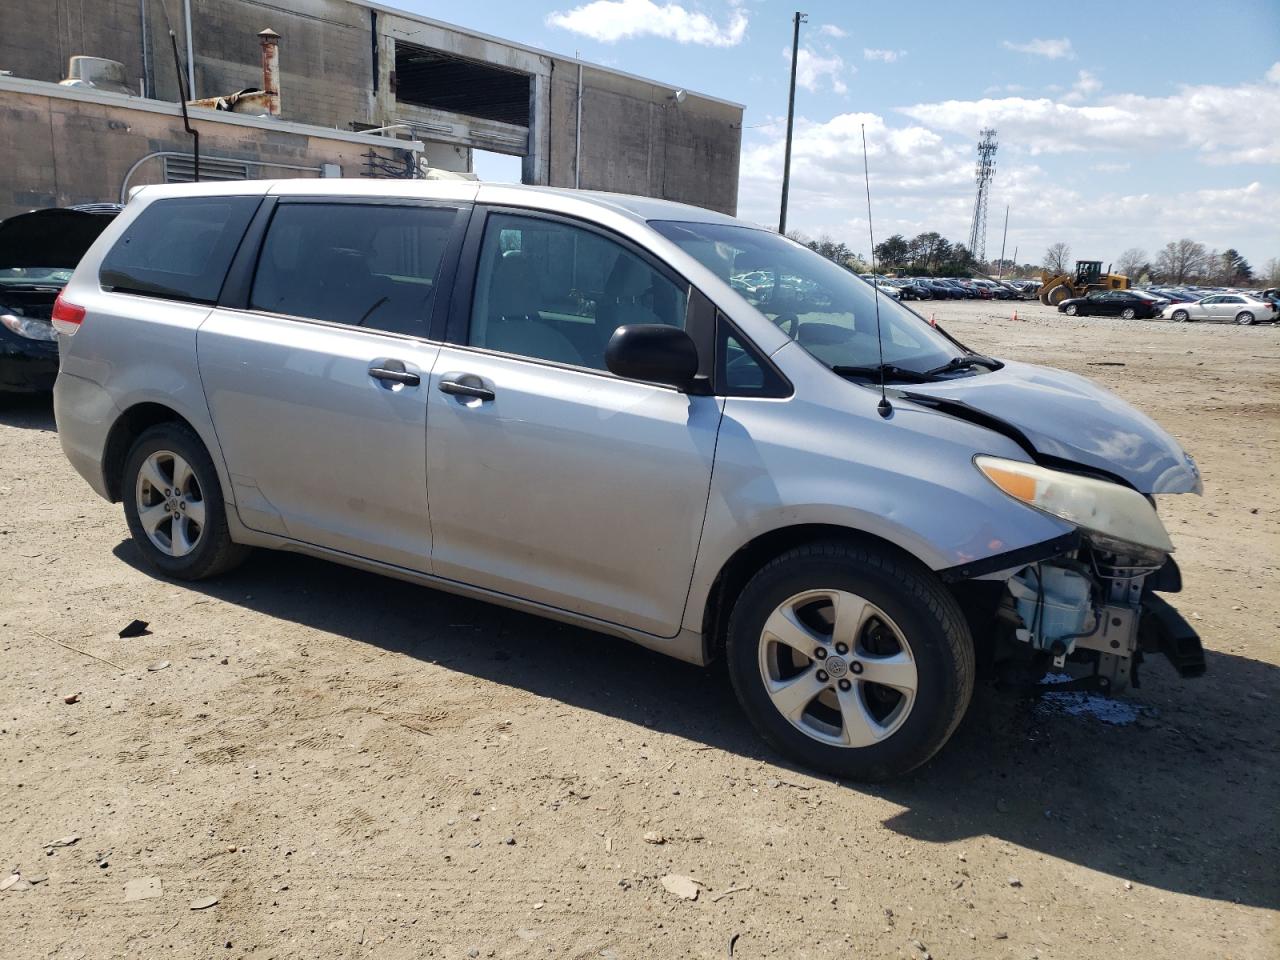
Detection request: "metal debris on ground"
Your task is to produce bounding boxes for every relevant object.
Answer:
[189,895,220,910]
[118,619,151,638]
[146,660,171,672]
[661,874,699,900]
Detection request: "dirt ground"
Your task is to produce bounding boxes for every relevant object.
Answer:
[1,300,1277,959]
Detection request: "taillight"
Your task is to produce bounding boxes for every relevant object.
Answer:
[51,293,85,336]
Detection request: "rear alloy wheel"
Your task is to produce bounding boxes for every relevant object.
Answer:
[1121,307,1137,320]
[123,423,250,580]
[726,542,973,781]
[1171,309,1189,323]
[1236,311,1255,325]
[1065,304,1079,316]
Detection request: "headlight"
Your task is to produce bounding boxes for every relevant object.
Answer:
[1,311,58,342]
[976,455,1174,556]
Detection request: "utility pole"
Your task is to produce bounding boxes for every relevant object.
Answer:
[997,204,1009,279]
[778,11,806,235]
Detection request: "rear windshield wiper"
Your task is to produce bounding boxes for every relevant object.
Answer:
[925,354,1003,376]
[831,363,936,384]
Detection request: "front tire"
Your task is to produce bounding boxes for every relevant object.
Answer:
[725,542,974,781]
[1171,309,1189,323]
[1064,304,1079,316]
[1121,307,1136,320]
[122,423,250,580]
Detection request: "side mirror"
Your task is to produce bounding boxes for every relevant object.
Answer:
[605,324,700,390]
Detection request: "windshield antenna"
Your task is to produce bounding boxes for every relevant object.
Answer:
[861,124,891,419]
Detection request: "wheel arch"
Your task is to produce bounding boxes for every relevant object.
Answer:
[102,402,204,502]
[698,523,932,665]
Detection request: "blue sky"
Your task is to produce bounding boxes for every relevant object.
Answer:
[402,0,1279,271]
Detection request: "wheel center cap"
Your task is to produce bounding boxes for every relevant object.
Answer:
[824,656,848,679]
[166,496,180,513]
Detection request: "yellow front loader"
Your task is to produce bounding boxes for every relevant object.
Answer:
[1039,260,1129,306]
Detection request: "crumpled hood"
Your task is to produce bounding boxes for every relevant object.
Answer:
[903,359,1202,494]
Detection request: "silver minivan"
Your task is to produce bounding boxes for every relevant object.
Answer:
[52,180,1205,780]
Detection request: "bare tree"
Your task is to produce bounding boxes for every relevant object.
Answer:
[1263,257,1280,287]
[1044,242,1071,275]
[1117,247,1147,279]
[1155,239,1210,284]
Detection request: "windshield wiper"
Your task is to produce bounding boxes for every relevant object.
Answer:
[925,354,1003,376]
[831,363,936,384]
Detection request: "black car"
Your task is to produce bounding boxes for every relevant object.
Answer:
[896,279,932,300]
[0,205,119,393]
[927,279,963,299]
[1056,289,1164,320]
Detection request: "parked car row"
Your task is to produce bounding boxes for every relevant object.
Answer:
[1056,285,1278,325]
[857,276,1038,302]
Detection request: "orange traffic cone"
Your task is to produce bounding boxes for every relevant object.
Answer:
[929,312,936,326]
[1011,309,1020,321]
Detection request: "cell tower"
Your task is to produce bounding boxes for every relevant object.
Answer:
[967,128,998,262]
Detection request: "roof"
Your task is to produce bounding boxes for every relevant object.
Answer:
[129,178,756,229]
[352,0,745,111]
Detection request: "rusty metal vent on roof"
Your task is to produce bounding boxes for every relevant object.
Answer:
[163,155,250,184]
[394,43,530,127]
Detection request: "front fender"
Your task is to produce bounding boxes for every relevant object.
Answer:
[681,379,1073,634]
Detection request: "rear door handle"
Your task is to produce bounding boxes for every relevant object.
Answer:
[438,377,495,402]
[369,364,421,386]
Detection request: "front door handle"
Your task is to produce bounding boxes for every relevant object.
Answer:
[438,377,495,402]
[369,364,421,386]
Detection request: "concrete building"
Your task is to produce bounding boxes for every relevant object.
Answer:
[0,0,743,222]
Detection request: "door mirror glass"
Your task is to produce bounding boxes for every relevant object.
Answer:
[605,324,699,389]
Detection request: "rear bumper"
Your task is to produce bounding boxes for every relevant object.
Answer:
[52,371,117,501]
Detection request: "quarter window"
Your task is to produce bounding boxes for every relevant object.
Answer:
[468,213,688,371]
[250,203,459,336]
[100,196,259,303]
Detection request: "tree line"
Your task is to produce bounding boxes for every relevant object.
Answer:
[1044,240,1276,287]
[790,231,1043,278]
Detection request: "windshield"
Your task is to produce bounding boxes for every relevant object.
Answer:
[650,220,959,374]
[0,267,72,286]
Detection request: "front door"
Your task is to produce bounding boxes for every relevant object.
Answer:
[198,199,466,572]
[424,210,722,637]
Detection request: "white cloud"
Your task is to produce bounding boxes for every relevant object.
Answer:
[545,0,747,46]
[785,46,852,94]
[819,24,847,38]
[1002,37,1075,60]
[1063,69,1102,103]
[899,66,1280,164]
[864,48,906,63]
[735,65,1280,266]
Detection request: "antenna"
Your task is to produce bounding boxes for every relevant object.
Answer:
[861,124,892,419]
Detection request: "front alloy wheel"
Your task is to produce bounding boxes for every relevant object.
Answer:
[726,541,973,781]
[1121,307,1137,320]
[758,589,917,747]
[1065,304,1079,316]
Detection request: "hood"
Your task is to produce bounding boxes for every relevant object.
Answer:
[903,360,1202,494]
[0,208,116,270]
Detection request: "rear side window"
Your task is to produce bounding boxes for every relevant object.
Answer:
[100,196,259,303]
[249,203,459,336]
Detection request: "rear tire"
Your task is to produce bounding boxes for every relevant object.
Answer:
[122,423,250,580]
[1236,311,1255,325]
[1046,285,1071,306]
[725,541,974,781]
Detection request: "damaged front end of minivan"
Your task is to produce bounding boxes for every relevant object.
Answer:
[961,455,1203,696]
[906,360,1207,698]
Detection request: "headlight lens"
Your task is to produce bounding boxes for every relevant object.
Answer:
[976,455,1174,555]
[1,311,58,342]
